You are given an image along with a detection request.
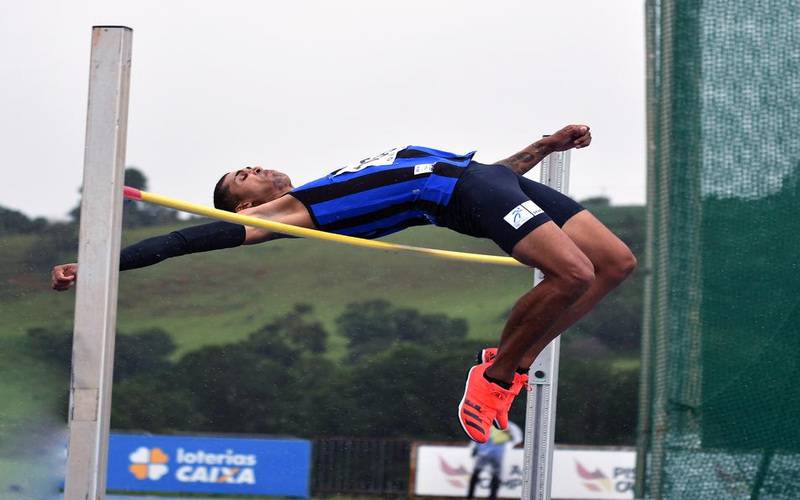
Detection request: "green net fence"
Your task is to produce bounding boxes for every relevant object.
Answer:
[637,0,800,498]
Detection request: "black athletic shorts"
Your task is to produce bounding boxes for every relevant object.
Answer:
[438,162,585,255]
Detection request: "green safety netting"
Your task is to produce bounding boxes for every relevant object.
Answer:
[637,0,800,498]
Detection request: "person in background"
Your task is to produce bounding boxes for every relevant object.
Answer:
[467,420,523,499]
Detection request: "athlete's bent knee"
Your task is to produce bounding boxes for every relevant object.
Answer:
[606,248,637,284]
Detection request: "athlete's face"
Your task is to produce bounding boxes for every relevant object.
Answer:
[225,166,293,210]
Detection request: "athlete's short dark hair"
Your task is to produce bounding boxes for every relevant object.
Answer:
[213,173,239,212]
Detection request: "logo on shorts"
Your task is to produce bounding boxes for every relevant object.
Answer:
[503,201,543,229]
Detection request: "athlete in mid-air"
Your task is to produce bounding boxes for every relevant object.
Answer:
[52,124,636,443]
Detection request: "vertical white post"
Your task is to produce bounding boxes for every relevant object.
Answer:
[521,149,570,500]
[64,26,132,500]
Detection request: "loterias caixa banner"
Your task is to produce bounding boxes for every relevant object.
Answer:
[106,433,311,497]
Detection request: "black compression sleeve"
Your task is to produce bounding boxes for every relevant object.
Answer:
[119,221,246,271]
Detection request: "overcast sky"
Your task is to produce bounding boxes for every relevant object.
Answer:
[0,1,645,220]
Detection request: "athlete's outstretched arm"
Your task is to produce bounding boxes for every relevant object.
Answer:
[50,221,283,291]
[495,124,591,175]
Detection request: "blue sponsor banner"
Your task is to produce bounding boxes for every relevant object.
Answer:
[107,433,311,498]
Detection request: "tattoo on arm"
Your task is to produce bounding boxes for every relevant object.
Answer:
[498,152,538,175]
[496,141,551,175]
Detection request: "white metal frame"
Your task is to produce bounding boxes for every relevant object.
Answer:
[521,150,571,500]
[64,26,132,500]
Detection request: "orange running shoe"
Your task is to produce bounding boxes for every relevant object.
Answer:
[475,347,530,430]
[458,362,515,443]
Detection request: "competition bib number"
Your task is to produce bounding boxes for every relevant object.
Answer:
[331,146,404,177]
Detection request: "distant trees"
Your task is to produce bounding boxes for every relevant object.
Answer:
[120,167,179,228]
[555,360,638,445]
[25,300,639,445]
[0,207,49,236]
[336,300,468,360]
[5,166,180,270]
[26,326,176,383]
[27,221,79,271]
[69,167,180,228]
[114,329,177,381]
[113,304,337,434]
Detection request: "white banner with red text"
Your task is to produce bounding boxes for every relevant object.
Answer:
[412,443,635,499]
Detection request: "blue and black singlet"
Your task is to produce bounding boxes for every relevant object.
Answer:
[116,145,584,269]
[288,146,475,239]
[117,146,474,270]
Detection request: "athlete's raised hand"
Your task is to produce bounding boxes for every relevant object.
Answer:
[546,124,592,152]
[496,125,592,175]
[52,263,78,291]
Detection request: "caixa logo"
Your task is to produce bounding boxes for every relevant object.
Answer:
[128,446,257,485]
[128,447,170,481]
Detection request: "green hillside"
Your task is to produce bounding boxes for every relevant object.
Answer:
[0,202,644,387]
[3,223,537,355]
[2,204,643,353]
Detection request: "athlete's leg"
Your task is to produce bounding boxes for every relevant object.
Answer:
[502,174,637,369]
[516,210,637,368]
[454,163,599,441]
[485,221,595,384]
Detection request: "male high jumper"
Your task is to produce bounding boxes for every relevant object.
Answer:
[51,124,636,443]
